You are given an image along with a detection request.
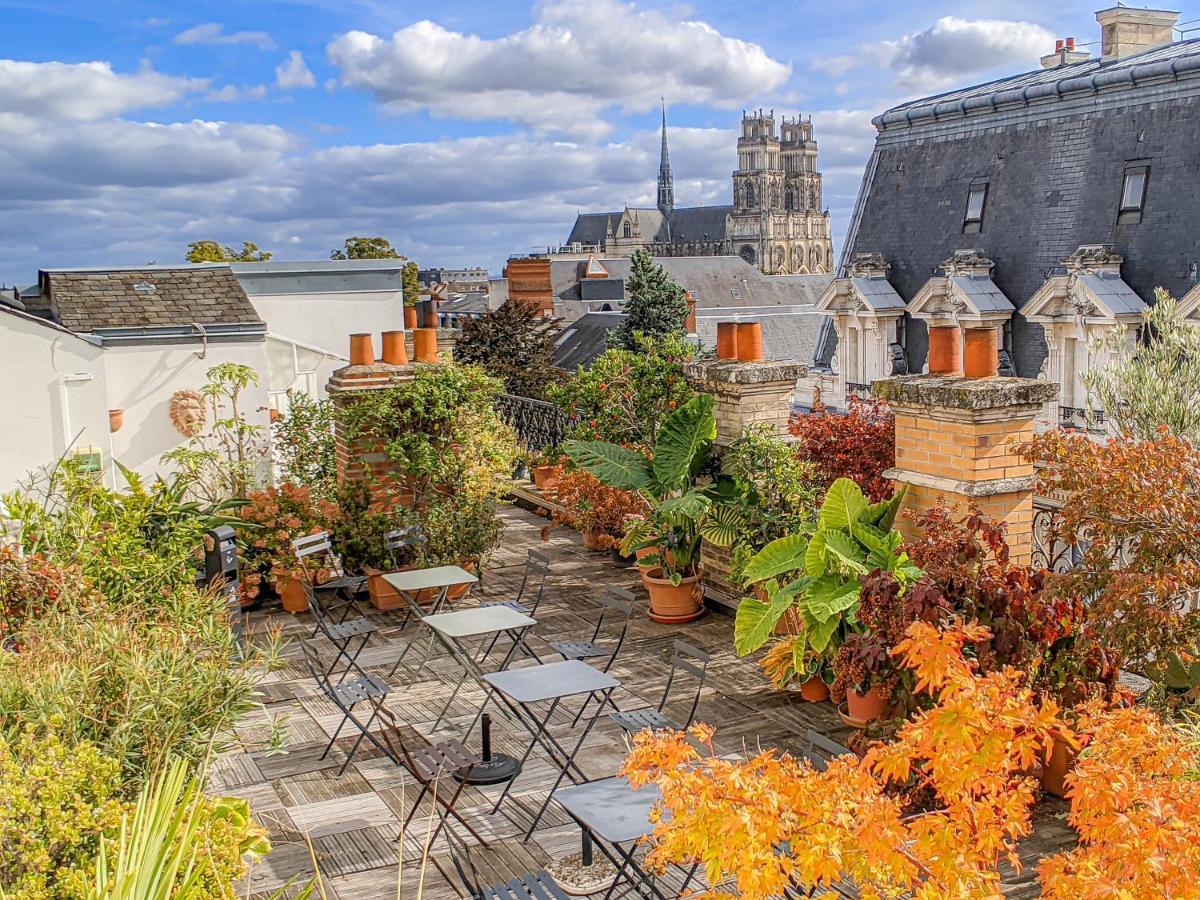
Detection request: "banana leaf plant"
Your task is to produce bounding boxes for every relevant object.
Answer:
[733,477,920,668]
[563,394,735,584]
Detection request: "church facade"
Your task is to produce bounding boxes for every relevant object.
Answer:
[564,109,834,275]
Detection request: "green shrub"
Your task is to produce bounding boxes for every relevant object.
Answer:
[549,332,696,450]
[273,391,337,501]
[0,591,256,783]
[0,730,126,899]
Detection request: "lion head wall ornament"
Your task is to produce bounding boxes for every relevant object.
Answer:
[169,389,207,437]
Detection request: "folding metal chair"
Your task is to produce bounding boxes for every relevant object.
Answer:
[609,639,710,735]
[479,548,552,616]
[299,641,392,776]
[292,534,380,682]
[801,729,850,772]
[550,584,636,725]
[292,532,367,635]
[374,704,487,848]
[383,525,427,631]
[444,819,570,900]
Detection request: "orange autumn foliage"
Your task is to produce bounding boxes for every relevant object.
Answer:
[1039,704,1200,897]
[623,622,1066,898]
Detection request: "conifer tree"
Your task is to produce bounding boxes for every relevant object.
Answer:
[609,248,688,350]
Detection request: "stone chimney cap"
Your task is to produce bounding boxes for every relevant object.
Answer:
[1063,243,1124,273]
[939,249,995,277]
[1095,6,1179,61]
[846,251,890,278]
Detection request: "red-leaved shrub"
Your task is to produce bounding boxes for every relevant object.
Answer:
[789,397,895,502]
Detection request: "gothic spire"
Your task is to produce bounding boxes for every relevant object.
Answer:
[657,98,674,213]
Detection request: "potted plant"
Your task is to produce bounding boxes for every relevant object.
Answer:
[237,484,338,613]
[732,479,918,718]
[565,395,733,623]
[417,495,503,601]
[759,635,832,702]
[547,469,646,552]
[330,480,419,610]
[530,448,565,491]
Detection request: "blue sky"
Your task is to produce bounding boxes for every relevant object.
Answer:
[0,0,1139,282]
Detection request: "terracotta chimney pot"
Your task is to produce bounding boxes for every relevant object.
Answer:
[684,291,697,335]
[735,322,764,362]
[413,327,439,363]
[381,330,408,366]
[927,325,962,375]
[963,327,1000,378]
[716,322,738,360]
[349,333,375,367]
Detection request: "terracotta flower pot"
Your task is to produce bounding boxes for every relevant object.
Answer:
[846,685,887,723]
[633,545,659,565]
[799,674,830,702]
[404,306,418,329]
[532,464,561,491]
[641,567,704,624]
[581,528,603,551]
[444,560,477,601]
[363,565,404,611]
[1040,733,1076,798]
[276,575,309,614]
[108,409,124,433]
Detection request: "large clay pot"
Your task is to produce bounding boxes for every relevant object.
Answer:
[363,565,404,611]
[1040,733,1076,798]
[581,528,603,551]
[445,560,477,602]
[642,567,704,624]
[846,685,887,723]
[799,675,830,702]
[276,575,310,614]
[531,464,561,491]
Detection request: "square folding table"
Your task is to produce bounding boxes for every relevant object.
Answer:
[483,660,620,838]
[554,776,696,900]
[422,605,540,734]
[382,565,480,673]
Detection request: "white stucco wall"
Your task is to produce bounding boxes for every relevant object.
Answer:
[0,309,111,491]
[102,340,272,479]
[248,290,405,360]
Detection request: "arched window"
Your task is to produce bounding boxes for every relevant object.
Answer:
[622,220,632,238]
[784,189,795,211]
[745,182,757,209]
[810,246,822,270]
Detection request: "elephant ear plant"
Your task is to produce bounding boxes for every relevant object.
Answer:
[563,394,731,584]
[733,477,919,675]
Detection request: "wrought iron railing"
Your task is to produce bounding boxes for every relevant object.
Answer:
[495,393,570,450]
[1058,406,1107,430]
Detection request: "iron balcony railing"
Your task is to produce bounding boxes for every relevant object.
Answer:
[495,393,571,450]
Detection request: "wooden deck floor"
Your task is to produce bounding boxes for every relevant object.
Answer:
[221,506,1073,899]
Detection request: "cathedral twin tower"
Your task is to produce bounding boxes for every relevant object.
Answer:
[565,107,834,275]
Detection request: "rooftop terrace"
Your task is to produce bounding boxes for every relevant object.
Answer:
[222,507,1075,899]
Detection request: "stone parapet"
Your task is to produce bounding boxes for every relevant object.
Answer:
[874,374,1057,564]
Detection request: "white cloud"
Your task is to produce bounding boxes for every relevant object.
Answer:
[275,51,315,90]
[0,59,204,123]
[871,17,1054,92]
[205,84,269,102]
[175,23,277,52]
[326,0,790,136]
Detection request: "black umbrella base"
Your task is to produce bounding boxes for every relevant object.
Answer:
[458,753,522,785]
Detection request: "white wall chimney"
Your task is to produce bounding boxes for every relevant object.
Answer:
[1095,6,1179,61]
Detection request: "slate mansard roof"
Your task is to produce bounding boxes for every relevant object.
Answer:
[565,205,733,247]
[33,265,264,336]
[836,37,1200,378]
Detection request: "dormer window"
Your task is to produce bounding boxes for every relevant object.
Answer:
[1118,163,1149,225]
[963,183,988,234]
[622,221,632,238]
